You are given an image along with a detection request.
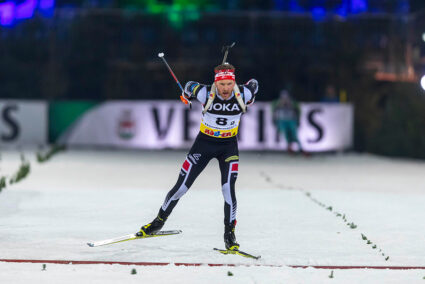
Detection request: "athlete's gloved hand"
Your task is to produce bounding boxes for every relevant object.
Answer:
[182,81,200,100]
[245,79,258,95]
[180,81,199,105]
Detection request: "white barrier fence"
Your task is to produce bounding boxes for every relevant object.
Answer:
[59,101,353,151]
[0,100,47,147]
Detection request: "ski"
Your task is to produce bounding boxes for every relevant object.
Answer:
[214,248,261,260]
[87,230,182,247]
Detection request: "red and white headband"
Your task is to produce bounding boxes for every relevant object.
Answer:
[214,69,235,82]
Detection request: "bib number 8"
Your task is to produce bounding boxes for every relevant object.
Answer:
[216,117,228,126]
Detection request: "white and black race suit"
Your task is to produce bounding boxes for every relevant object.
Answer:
[158,83,256,225]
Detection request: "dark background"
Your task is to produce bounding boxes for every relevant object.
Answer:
[1,0,425,158]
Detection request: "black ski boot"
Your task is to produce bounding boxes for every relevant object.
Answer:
[224,220,239,250]
[137,215,166,237]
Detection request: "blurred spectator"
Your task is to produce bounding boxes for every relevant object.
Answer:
[321,84,340,103]
[272,90,306,155]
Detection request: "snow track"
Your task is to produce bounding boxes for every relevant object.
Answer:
[1,149,424,283]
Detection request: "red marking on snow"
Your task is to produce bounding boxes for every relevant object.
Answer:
[1,259,425,270]
[231,163,238,172]
[182,160,191,172]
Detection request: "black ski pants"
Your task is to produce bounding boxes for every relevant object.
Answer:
[159,134,239,225]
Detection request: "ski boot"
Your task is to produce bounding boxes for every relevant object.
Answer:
[136,215,166,237]
[224,220,239,250]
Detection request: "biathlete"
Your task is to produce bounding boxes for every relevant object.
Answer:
[137,63,258,250]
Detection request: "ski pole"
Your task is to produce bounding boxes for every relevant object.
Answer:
[158,52,191,108]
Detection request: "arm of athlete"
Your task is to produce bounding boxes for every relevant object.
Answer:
[242,79,259,106]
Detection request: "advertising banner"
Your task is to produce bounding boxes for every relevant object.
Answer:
[58,101,353,151]
[0,100,48,146]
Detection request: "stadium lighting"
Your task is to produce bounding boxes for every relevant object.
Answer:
[421,75,425,91]
[423,33,425,42]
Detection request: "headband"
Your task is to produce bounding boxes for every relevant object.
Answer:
[214,69,235,82]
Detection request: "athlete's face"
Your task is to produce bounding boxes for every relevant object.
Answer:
[216,80,235,100]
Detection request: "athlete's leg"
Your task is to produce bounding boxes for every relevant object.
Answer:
[217,143,239,225]
[217,141,240,249]
[138,138,211,235]
[159,139,211,218]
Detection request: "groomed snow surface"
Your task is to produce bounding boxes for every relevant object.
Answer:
[1,149,424,283]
